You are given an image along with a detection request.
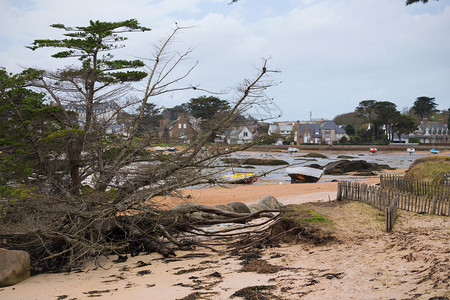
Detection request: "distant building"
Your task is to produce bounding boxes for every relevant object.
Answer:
[159,114,197,142]
[409,119,449,144]
[220,126,257,144]
[63,101,125,133]
[268,122,296,136]
[268,120,348,145]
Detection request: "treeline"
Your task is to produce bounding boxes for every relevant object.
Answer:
[334,97,449,144]
[130,96,258,135]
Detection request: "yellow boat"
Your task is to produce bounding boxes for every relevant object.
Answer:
[222,172,257,184]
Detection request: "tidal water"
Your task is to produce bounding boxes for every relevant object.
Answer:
[228,150,433,184]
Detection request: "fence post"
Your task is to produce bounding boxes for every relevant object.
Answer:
[430,196,437,215]
[337,182,342,201]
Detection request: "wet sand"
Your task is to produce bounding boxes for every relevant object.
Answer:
[1,165,449,299]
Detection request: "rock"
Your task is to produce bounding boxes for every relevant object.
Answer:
[171,204,198,212]
[258,195,283,210]
[302,152,328,159]
[213,204,236,213]
[323,160,394,175]
[248,203,271,213]
[305,163,322,169]
[337,155,356,159]
[226,202,251,213]
[223,158,289,166]
[0,248,30,287]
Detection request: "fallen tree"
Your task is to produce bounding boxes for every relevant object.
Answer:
[0,19,287,273]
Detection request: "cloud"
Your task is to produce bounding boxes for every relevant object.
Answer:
[1,0,449,120]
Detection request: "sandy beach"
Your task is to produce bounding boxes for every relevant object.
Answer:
[1,163,449,299]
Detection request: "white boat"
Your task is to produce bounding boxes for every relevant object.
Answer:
[407,148,415,154]
[288,147,299,153]
[153,146,167,152]
[286,167,324,184]
[430,148,440,154]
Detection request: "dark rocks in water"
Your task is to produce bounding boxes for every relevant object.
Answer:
[223,158,289,166]
[337,155,356,159]
[241,165,256,169]
[306,163,322,169]
[302,152,328,159]
[323,160,395,175]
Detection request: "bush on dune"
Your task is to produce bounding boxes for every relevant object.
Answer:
[406,155,450,182]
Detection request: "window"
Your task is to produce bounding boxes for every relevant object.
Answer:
[183,124,186,129]
[243,132,248,137]
[178,124,182,129]
[179,132,185,137]
[325,130,330,136]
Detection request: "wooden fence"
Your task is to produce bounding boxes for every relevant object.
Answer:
[380,174,450,200]
[337,180,449,232]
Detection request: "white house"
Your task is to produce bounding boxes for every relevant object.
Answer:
[222,126,255,144]
[409,119,449,144]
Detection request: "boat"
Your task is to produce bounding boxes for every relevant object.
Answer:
[222,172,258,184]
[286,167,324,184]
[154,146,167,152]
[369,147,378,154]
[406,148,415,155]
[167,147,178,152]
[430,148,440,154]
[288,147,299,153]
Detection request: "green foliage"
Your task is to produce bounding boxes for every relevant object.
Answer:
[28,19,150,84]
[406,0,437,5]
[287,208,330,224]
[392,114,416,141]
[138,103,162,134]
[0,68,66,185]
[188,96,230,121]
[344,124,355,135]
[412,96,437,119]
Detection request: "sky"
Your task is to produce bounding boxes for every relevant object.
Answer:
[1,0,449,122]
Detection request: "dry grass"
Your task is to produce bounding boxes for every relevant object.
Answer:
[406,155,450,182]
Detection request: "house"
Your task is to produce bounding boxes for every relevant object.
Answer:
[159,114,197,142]
[409,119,449,144]
[63,102,119,127]
[268,122,296,136]
[221,126,256,144]
[268,120,348,145]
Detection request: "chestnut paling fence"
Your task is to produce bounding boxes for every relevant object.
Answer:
[337,178,449,233]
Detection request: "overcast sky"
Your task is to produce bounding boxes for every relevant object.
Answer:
[1,0,449,122]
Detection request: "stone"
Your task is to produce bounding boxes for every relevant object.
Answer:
[213,205,236,213]
[226,202,251,214]
[248,203,272,213]
[0,248,30,287]
[258,196,283,210]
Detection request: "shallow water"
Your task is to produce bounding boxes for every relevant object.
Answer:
[227,150,433,184]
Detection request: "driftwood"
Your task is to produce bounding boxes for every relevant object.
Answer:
[0,198,283,274]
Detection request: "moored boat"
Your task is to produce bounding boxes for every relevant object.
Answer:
[407,148,415,154]
[288,147,299,153]
[369,147,378,154]
[430,148,440,154]
[222,172,258,184]
[286,167,324,184]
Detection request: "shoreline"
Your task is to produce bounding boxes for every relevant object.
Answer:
[1,155,448,299]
